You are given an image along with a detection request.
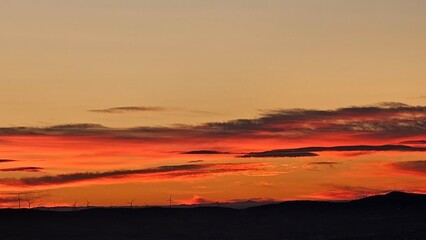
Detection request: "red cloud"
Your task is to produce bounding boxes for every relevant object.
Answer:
[0,162,275,190]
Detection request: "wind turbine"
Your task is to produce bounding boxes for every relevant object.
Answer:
[167,195,175,208]
[17,193,21,209]
[26,199,35,209]
[127,200,134,208]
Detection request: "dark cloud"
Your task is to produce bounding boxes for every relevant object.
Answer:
[0,159,16,163]
[0,124,187,138]
[3,164,203,186]
[0,124,108,136]
[182,150,230,155]
[0,196,18,204]
[88,106,214,115]
[0,163,264,187]
[241,151,318,158]
[400,140,426,145]
[240,144,426,158]
[47,123,105,129]
[1,103,425,141]
[89,106,167,113]
[45,124,108,136]
[188,160,204,163]
[203,102,426,140]
[0,167,43,172]
[392,160,426,174]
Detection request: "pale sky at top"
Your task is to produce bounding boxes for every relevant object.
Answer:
[1,0,425,127]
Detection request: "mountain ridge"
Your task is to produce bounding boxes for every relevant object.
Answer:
[0,191,425,240]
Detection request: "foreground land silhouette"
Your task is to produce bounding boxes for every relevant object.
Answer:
[0,191,425,240]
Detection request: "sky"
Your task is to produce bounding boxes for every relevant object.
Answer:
[0,0,425,208]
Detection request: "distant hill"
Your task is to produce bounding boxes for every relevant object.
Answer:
[0,191,425,240]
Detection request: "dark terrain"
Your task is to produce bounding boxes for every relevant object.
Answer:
[0,191,425,240]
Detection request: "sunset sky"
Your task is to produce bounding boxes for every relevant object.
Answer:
[0,0,425,208]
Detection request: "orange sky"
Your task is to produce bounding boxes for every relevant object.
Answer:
[0,1,425,208]
[0,103,425,207]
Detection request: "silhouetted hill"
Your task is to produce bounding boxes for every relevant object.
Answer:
[0,192,425,240]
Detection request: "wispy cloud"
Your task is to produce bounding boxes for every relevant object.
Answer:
[89,106,167,113]
[240,144,426,158]
[1,102,425,143]
[0,159,16,163]
[181,150,231,155]
[399,140,426,145]
[0,163,270,187]
[88,106,214,115]
[391,160,426,175]
[204,102,425,139]
[188,160,204,163]
[0,167,43,172]
[241,151,318,158]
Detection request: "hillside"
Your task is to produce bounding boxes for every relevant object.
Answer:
[0,192,425,240]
